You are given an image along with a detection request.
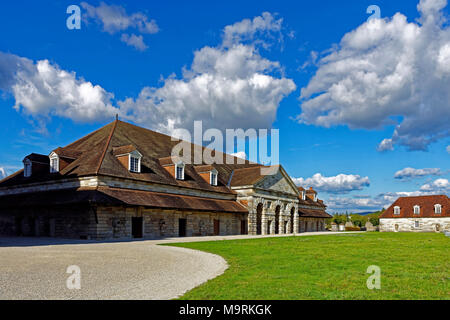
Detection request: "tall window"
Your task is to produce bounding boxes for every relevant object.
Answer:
[130,156,140,173]
[24,160,32,177]
[415,220,420,228]
[434,204,442,214]
[176,163,185,180]
[414,205,420,215]
[210,171,218,186]
[50,155,59,173]
[394,206,400,215]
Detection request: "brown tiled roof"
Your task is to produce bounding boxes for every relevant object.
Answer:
[298,208,332,218]
[297,186,305,191]
[24,153,49,164]
[112,145,137,156]
[52,147,82,159]
[380,195,449,218]
[306,187,317,194]
[0,187,247,213]
[0,120,260,193]
[229,165,270,186]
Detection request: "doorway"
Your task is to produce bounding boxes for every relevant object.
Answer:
[240,220,247,235]
[256,203,263,235]
[214,219,220,236]
[131,217,143,238]
[179,218,187,237]
[275,206,280,234]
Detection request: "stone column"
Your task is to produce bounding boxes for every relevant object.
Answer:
[294,209,299,234]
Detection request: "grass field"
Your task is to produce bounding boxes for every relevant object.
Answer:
[168,232,449,300]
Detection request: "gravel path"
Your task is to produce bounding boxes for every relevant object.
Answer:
[0,237,227,300]
[0,232,360,300]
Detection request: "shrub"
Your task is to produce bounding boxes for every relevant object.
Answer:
[345,226,361,231]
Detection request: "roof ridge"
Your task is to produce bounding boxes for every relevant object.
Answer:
[96,120,119,174]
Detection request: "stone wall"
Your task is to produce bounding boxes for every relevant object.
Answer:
[380,217,450,233]
[299,217,327,233]
[0,206,95,238]
[87,206,246,239]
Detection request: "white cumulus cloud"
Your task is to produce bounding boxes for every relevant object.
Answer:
[0,167,7,179]
[0,13,295,134]
[81,2,159,34]
[292,173,370,194]
[394,167,442,179]
[299,0,450,151]
[0,52,119,123]
[120,33,148,51]
[119,12,296,133]
[420,178,449,192]
[81,2,159,51]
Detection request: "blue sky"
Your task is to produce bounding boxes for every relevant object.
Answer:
[0,0,449,212]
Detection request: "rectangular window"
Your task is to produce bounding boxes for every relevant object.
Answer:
[435,205,442,214]
[50,157,59,173]
[415,220,420,228]
[130,156,140,172]
[176,166,184,180]
[210,172,217,186]
[394,207,400,215]
[414,206,420,215]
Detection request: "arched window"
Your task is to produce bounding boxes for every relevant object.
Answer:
[434,204,442,214]
[394,206,400,215]
[49,152,59,173]
[413,205,420,215]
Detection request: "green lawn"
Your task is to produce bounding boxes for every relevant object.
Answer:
[167,233,449,300]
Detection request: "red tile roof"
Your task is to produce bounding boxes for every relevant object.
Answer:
[380,195,449,218]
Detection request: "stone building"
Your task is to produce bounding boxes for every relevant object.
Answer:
[379,195,449,233]
[0,120,330,239]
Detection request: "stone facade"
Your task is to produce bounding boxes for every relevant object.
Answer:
[380,217,450,233]
[0,205,246,239]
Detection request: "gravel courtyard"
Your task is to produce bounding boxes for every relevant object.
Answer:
[0,237,227,300]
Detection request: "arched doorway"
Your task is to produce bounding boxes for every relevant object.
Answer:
[256,203,263,235]
[275,206,280,234]
[290,207,295,233]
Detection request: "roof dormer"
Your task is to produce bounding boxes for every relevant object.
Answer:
[23,153,50,177]
[49,148,81,173]
[394,206,400,215]
[194,165,218,186]
[413,205,420,215]
[113,145,142,173]
[159,156,185,180]
[306,187,318,201]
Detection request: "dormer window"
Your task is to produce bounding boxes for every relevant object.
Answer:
[314,194,318,202]
[394,206,400,215]
[414,205,420,215]
[176,162,185,180]
[113,146,142,173]
[129,153,142,173]
[49,153,59,173]
[23,159,32,177]
[302,192,306,201]
[210,169,218,186]
[434,204,442,214]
